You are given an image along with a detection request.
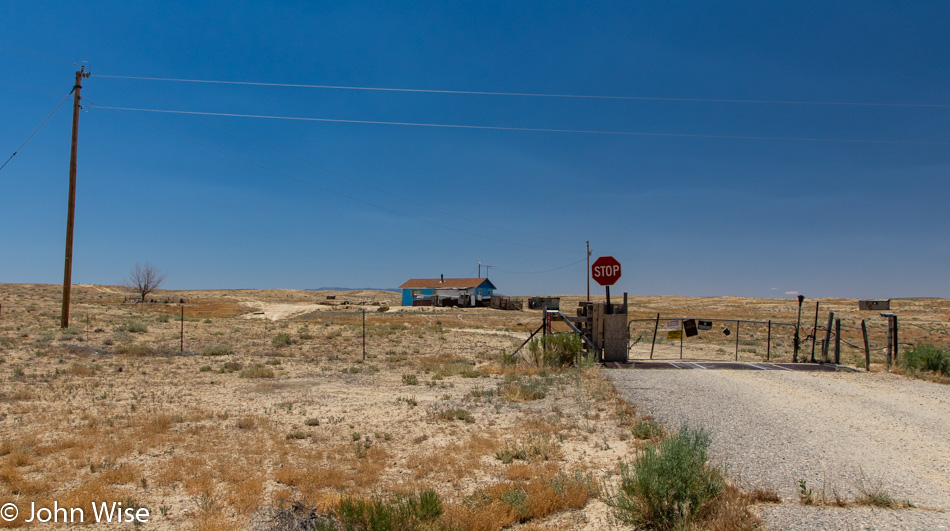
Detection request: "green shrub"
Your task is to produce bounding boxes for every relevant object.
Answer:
[632,420,665,440]
[202,344,233,356]
[240,364,275,379]
[118,321,148,333]
[220,361,243,373]
[335,489,443,530]
[402,374,419,386]
[902,344,949,376]
[436,408,475,424]
[528,333,583,367]
[607,425,723,529]
[272,333,294,347]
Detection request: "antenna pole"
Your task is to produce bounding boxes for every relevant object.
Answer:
[61,67,89,328]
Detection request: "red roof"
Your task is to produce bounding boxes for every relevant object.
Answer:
[399,278,494,289]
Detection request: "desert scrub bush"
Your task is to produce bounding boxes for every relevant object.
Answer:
[495,433,561,464]
[606,425,724,529]
[117,344,155,356]
[202,344,233,356]
[458,471,597,527]
[435,407,475,424]
[117,321,148,333]
[271,332,294,347]
[902,344,949,377]
[336,489,443,529]
[499,376,552,401]
[527,333,583,367]
[632,420,665,440]
[258,490,442,530]
[402,373,419,385]
[220,361,243,373]
[240,364,275,379]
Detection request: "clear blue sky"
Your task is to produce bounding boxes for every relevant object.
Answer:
[2,1,948,298]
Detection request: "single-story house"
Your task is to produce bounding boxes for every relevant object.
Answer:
[399,277,496,307]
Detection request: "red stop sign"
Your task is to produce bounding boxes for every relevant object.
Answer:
[592,256,621,286]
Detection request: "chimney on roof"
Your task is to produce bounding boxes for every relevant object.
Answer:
[440,274,444,283]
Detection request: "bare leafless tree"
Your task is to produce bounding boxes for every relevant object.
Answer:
[128,263,167,302]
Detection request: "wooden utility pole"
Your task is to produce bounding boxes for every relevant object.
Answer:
[61,67,90,329]
[586,241,590,302]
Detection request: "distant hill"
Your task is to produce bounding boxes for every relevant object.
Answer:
[308,287,400,293]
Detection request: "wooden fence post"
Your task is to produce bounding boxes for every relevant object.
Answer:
[861,319,870,371]
[767,320,771,361]
[893,315,899,364]
[735,320,740,361]
[886,316,894,371]
[834,318,841,365]
[822,312,834,363]
[650,313,659,360]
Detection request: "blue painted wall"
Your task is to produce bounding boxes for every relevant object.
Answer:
[402,281,495,305]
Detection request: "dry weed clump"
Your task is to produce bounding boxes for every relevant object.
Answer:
[448,471,598,530]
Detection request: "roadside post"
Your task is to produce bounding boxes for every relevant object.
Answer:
[861,319,871,371]
[822,312,834,363]
[794,295,804,362]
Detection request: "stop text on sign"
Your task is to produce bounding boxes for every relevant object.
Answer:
[593,264,620,277]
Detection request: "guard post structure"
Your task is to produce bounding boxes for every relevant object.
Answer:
[576,295,629,363]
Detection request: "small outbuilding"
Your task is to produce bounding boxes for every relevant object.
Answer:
[399,277,496,307]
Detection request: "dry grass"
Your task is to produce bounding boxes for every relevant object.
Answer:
[0,282,859,528]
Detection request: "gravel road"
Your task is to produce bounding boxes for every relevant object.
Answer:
[606,369,950,530]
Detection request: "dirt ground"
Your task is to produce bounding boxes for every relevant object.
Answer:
[0,284,947,529]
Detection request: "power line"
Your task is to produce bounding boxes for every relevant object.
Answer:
[95,74,950,108]
[95,76,568,245]
[0,90,74,174]
[86,105,950,145]
[87,103,575,253]
[494,257,588,275]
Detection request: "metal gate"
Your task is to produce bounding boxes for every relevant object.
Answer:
[628,317,797,362]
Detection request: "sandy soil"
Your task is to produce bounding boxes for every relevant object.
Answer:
[0,284,638,530]
[1,284,946,529]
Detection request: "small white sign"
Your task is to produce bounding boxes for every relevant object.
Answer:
[665,320,681,329]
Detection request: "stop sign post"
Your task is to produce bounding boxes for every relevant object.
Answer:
[591,256,621,312]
